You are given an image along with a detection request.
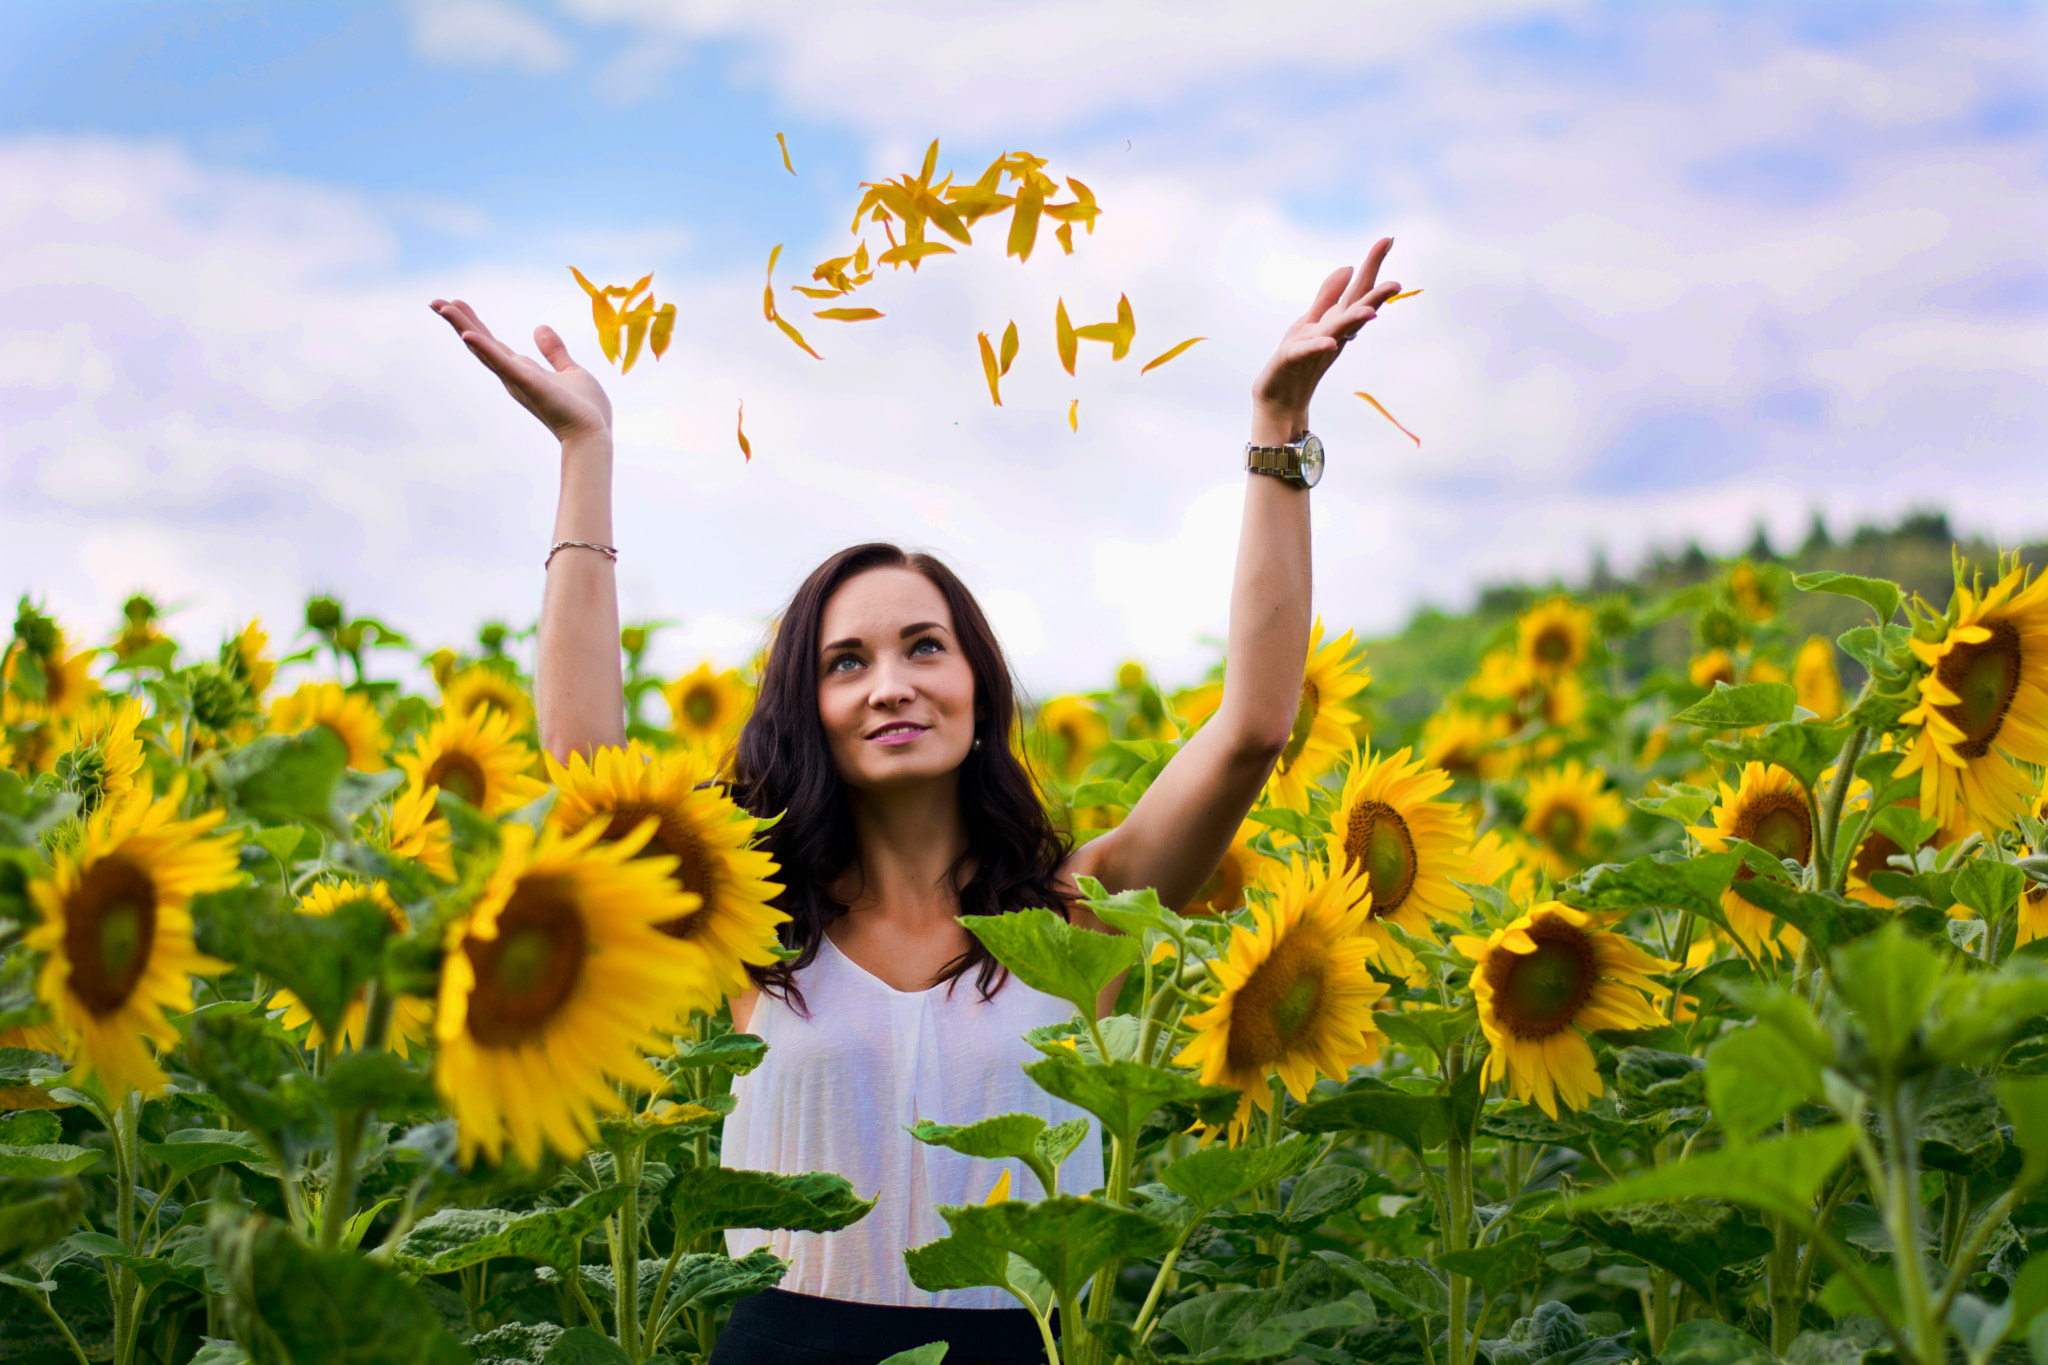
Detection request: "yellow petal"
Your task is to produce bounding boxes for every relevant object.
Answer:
[1068,398,1079,433]
[813,308,884,321]
[1355,391,1420,447]
[1386,288,1423,304]
[774,314,823,360]
[650,303,675,359]
[1141,337,1205,374]
[776,132,794,175]
[736,400,751,462]
[1056,299,1077,376]
[1007,179,1044,262]
[978,332,1002,407]
[999,321,1019,376]
[1056,221,1074,254]
[568,266,603,300]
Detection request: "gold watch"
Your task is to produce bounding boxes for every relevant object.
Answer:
[1244,431,1324,489]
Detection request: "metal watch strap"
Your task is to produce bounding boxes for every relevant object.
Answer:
[1244,442,1299,482]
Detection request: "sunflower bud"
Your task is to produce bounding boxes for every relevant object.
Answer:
[479,622,508,657]
[188,664,255,732]
[1697,604,1744,652]
[305,595,344,634]
[620,625,649,658]
[12,598,59,659]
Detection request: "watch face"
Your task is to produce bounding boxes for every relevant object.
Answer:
[1297,432,1324,487]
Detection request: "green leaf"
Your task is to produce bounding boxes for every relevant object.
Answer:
[917,1194,1173,1300]
[1571,1199,1771,1304]
[0,1111,59,1145]
[1998,1075,2048,1187]
[191,881,391,1043]
[1070,781,1128,809]
[666,1166,876,1244]
[1145,1259,1378,1364]
[142,1130,273,1185]
[1795,571,1902,624]
[1436,1232,1547,1300]
[1704,721,1850,794]
[1288,1083,1448,1157]
[0,1174,84,1263]
[1657,1320,1775,1365]
[0,1144,105,1177]
[1161,1132,1320,1211]
[214,1212,469,1365]
[1022,1055,1236,1146]
[1074,879,1186,944]
[1838,624,1913,674]
[1672,682,1797,729]
[960,907,1140,1019]
[1209,1165,1378,1238]
[640,1249,785,1313]
[661,1032,768,1076]
[1565,1125,1855,1228]
[1562,853,1741,927]
[1248,807,1322,842]
[394,1184,631,1273]
[179,1004,331,1165]
[1375,1007,1478,1068]
[1956,860,2028,923]
[875,1347,949,1365]
[1318,1252,1447,1323]
[187,1339,252,1365]
[1633,791,1715,827]
[1732,880,1890,955]
[1917,1072,2006,1176]
[212,727,349,829]
[1708,1023,1824,1143]
[1613,1047,1707,1110]
[1477,1301,1637,1365]
[1830,921,1944,1068]
[2006,1253,2048,1341]
[541,1328,631,1365]
[322,1051,438,1115]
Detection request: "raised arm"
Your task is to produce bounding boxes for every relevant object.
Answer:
[430,299,625,759]
[1067,239,1402,911]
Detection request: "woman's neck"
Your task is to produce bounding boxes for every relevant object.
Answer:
[839,773,971,926]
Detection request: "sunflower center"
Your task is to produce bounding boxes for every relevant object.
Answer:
[1191,851,1247,916]
[601,804,717,939]
[1731,790,1811,875]
[427,752,488,808]
[1345,800,1416,916]
[684,686,719,728]
[1541,804,1582,853]
[1853,831,1901,883]
[1486,919,1597,1040]
[1534,627,1572,666]
[463,875,586,1046]
[1279,681,1320,773]
[64,855,158,1016]
[1937,620,2022,759]
[1222,928,1326,1071]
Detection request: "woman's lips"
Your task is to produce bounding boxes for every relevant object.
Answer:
[868,724,929,746]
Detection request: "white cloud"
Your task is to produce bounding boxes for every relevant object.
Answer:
[408,0,574,74]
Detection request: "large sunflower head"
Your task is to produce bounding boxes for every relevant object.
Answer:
[544,742,787,1010]
[1326,746,1481,953]
[270,682,388,771]
[1038,695,1111,781]
[1519,761,1625,876]
[1172,856,1388,1143]
[1897,564,2048,838]
[440,665,534,735]
[224,620,275,700]
[268,881,433,1057]
[665,663,752,754]
[395,706,547,817]
[24,784,239,1097]
[3,629,99,722]
[1453,901,1673,1118]
[434,818,707,1167]
[383,783,455,880]
[54,697,147,819]
[1183,819,1275,918]
[1689,650,1738,690]
[1517,597,1593,678]
[1419,707,1514,782]
[1688,762,1811,957]
[1794,636,1845,721]
[1264,619,1370,811]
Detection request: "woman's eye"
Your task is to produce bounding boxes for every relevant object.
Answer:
[828,655,861,673]
[911,638,941,656]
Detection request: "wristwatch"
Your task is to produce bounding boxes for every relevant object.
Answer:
[1244,431,1324,489]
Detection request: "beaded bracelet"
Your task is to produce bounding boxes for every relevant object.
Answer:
[544,540,618,569]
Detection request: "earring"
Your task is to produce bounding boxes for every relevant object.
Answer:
[971,736,984,752]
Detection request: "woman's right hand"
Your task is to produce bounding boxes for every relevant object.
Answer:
[430,299,613,444]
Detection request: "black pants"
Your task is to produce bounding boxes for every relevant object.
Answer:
[707,1288,1058,1365]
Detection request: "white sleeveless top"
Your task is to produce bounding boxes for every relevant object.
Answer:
[722,933,1105,1308]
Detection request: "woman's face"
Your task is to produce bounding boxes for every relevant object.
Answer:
[815,567,980,792]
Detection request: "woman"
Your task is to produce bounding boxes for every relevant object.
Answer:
[430,236,1401,1364]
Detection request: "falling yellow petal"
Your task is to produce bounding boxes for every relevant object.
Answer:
[737,401,751,463]
[1008,177,1044,261]
[999,320,1018,376]
[776,132,794,175]
[1141,337,1205,374]
[1068,399,1079,433]
[763,245,782,322]
[978,333,1003,406]
[813,308,884,321]
[1354,391,1420,446]
[1056,299,1077,376]
[1386,288,1423,304]
[650,303,675,359]
[1056,221,1074,254]
[878,240,956,270]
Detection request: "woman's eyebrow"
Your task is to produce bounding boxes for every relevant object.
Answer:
[821,636,862,654]
[900,622,946,638]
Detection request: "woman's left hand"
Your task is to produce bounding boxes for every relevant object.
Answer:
[1250,237,1401,436]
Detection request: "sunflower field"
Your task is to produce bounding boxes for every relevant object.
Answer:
[4,546,2048,1365]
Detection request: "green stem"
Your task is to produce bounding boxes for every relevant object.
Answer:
[612,1143,643,1359]
[1131,1225,1197,1346]
[1882,1081,1939,1365]
[20,1286,93,1365]
[567,1269,608,1334]
[641,1230,692,1351]
[109,1090,141,1365]
[1934,1185,2027,1324]
[1819,727,1872,893]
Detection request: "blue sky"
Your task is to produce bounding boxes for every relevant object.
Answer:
[1,1,2042,690]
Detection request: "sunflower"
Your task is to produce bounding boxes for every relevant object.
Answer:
[544,742,786,1012]
[1173,856,1387,1143]
[1468,649,1530,705]
[434,818,706,1167]
[1454,901,1673,1119]
[1795,636,1844,720]
[1730,561,1777,623]
[1520,761,1625,876]
[1420,707,1513,782]
[25,783,239,1097]
[384,784,455,880]
[1897,566,2048,838]
[55,697,146,818]
[666,663,752,754]
[1171,682,1225,736]
[1183,819,1274,917]
[0,1022,70,1110]
[1264,620,1369,811]
[1688,763,1811,957]
[396,706,548,817]
[3,633,98,722]
[1326,747,1483,972]
[1689,651,1737,689]
[270,682,388,771]
[269,882,433,1056]
[1517,597,1593,679]
[1844,823,1905,909]
[1038,695,1112,781]
[441,665,534,734]
[227,620,275,699]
